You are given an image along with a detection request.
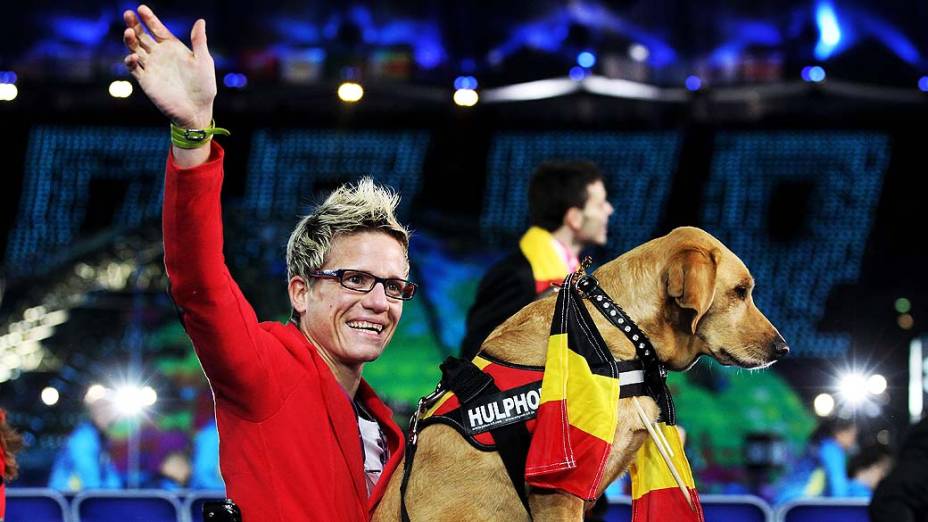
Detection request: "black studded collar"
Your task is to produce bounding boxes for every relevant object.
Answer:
[574,272,677,425]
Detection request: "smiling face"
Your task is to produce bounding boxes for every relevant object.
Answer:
[291,230,408,375]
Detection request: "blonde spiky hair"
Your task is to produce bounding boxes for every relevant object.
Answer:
[286,177,410,281]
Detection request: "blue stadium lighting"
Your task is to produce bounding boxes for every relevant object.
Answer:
[569,66,587,81]
[223,73,248,89]
[414,41,444,70]
[802,65,826,83]
[870,21,920,65]
[685,75,702,91]
[454,76,478,90]
[577,51,596,68]
[7,127,167,276]
[0,71,16,84]
[814,1,842,60]
[919,77,928,92]
[245,130,428,221]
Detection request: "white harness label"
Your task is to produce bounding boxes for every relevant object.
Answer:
[463,382,542,435]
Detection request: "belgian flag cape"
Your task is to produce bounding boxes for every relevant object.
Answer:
[524,273,703,521]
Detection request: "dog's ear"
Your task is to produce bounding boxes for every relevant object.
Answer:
[665,248,719,334]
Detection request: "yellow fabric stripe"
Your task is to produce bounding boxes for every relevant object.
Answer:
[423,391,453,419]
[630,422,697,499]
[519,226,568,283]
[539,333,569,403]
[539,333,619,443]
[472,356,492,370]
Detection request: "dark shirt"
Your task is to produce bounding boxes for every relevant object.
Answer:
[870,417,928,522]
[460,251,537,360]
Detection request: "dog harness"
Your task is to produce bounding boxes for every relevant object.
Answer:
[419,354,648,451]
[401,265,679,520]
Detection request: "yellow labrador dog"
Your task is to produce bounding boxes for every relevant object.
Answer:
[372,226,788,521]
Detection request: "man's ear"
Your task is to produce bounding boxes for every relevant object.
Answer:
[665,249,719,334]
[564,207,584,231]
[288,276,310,315]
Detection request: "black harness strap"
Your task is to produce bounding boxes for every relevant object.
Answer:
[399,431,417,522]
[401,357,533,520]
[485,394,533,517]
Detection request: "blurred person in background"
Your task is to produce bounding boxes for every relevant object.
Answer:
[870,417,928,522]
[460,160,613,360]
[459,160,613,520]
[48,393,123,491]
[156,450,192,490]
[773,417,857,504]
[845,443,891,498]
[1,409,24,521]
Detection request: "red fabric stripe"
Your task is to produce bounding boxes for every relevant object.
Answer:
[535,278,561,294]
[631,487,704,522]
[526,403,611,500]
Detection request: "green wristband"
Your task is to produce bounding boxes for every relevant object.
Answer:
[170,120,231,149]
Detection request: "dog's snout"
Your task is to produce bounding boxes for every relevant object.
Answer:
[770,337,789,359]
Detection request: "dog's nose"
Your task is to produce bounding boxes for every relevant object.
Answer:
[770,337,789,359]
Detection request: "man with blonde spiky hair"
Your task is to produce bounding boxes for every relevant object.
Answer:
[123,5,412,520]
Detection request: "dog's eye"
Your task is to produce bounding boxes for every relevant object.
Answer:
[734,285,749,300]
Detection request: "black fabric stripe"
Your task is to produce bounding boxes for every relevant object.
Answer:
[615,359,644,372]
[474,352,545,372]
[619,383,647,399]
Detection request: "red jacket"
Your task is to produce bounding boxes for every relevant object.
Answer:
[163,142,404,521]
[1,447,6,520]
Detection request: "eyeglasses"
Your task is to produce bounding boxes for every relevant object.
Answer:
[308,269,418,301]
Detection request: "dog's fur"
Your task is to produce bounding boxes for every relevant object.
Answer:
[372,227,788,521]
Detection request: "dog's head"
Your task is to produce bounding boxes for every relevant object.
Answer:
[596,227,788,371]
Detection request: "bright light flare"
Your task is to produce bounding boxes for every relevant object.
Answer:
[814,393,835,416]
[108,80,133,98]
[838,373,868,405]
[867,374,887,395]
[0,83,17,101]
[453,88,478,107]
[41,386,60,406]
[85,383,107,403]
[140,386,158,407]
[113,386,145,416]
[337,82,363,103]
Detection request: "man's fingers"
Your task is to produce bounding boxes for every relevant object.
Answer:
[124,54,144,77]
[123,9,156,51]
[123,28,149,57]
[190,19,209,58]
[137,4,175,41]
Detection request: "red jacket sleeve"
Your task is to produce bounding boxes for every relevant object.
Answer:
[162,142,280,420]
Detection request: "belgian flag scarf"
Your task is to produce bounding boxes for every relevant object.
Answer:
[519,226,575,295]
[524,272,703,521]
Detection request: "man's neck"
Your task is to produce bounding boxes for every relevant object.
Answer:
[300,328,363,397]
[550,226,582,257]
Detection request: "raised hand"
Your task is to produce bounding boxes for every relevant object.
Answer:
[123,5,215,129]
